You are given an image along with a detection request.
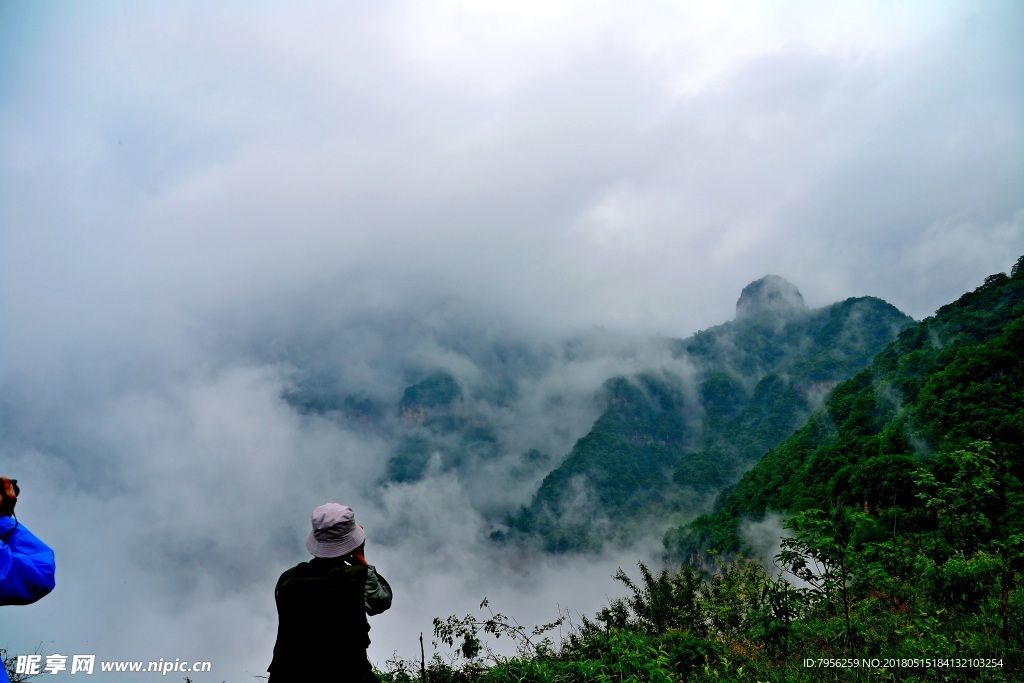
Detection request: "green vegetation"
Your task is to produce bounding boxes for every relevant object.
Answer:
[500,371,693,552]
[281,281,915,553]
[378,261,1024,681]
[399,372,464,413]
[378,442,1021,682]
[667,262,1024,562]
[387,372,505,482]
[507,295,913,552]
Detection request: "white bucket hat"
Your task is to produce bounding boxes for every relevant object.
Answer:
[305,503,366,558]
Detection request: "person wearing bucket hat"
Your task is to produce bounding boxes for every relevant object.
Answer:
[269,504,392,682]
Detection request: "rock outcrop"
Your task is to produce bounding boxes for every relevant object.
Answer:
[736,275,807,319]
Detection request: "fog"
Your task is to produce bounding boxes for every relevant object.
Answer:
[1,324,675,678]
[2,1,1023,680]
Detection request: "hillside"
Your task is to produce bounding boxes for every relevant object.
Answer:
[280,276,914,553]
[504,282,913,551]
[377,258,1024,683]
[666,256,1024,563]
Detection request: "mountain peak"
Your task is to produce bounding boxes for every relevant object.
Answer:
[736,275,807,319]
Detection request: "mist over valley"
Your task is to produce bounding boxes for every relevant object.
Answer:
[2,2,1023,680]
[0,273,915,673]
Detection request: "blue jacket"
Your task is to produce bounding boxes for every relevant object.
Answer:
[0,517,55,606]
[1,517,55,683]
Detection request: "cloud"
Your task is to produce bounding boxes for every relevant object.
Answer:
[0,341,673,677]
[1,1,1023,679]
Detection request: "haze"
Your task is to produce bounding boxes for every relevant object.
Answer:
[1,1,1022,680]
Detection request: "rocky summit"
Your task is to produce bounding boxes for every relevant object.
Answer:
[735,275,807,319]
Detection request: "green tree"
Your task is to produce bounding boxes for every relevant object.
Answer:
[914,441,1000,557]
[776,506,872,660]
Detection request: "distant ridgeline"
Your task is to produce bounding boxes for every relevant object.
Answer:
[280,275,918,554]
[666,256,1024,564]
[500,277,914,552]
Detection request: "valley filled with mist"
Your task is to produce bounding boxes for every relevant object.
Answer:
[0,271,915,673]
[3,2,1023,681]
[7,260,1024,682]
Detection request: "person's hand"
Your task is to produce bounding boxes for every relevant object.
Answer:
[350,527,368,565]
[0,477,18,517]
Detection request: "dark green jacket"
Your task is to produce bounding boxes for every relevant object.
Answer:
[269,557,392,682]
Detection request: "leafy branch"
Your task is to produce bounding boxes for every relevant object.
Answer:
[432,598,567,667]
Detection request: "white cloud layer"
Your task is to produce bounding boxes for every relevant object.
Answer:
[2,1,1023,679]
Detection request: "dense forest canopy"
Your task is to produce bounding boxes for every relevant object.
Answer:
[377,259,1024,682]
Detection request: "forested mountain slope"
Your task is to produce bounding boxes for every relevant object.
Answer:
[281,276,914,553]
[667,256,1024,563]
[379,258,1024,683]
[504,278,913,551]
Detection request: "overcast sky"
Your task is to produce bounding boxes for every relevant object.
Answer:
[2,1,1023,680]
